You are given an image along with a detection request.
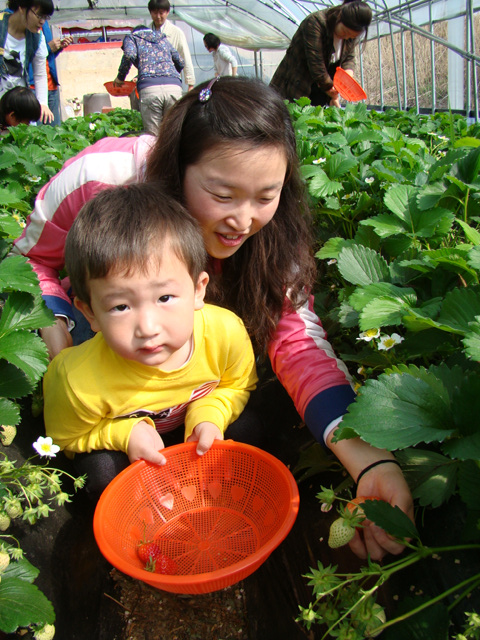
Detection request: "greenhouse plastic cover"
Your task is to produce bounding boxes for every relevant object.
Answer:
[1,0,480,50]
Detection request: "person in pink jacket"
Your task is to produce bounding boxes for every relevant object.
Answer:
[12,76,413,560]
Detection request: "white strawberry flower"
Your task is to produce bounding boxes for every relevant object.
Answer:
[377,333,404,351]
[312,157,326,164]
[365,176,374,184]
[32,436,60,458]
[357,328,380,342]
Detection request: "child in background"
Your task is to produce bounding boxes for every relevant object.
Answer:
[203,33,237,77]
[43,183,257,497]
[0,85,40,128]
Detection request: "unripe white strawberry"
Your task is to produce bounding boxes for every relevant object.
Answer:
[0,425,17,446]
[366,604,386,638]
[0,512,11,531]
[0,551,10,573]
[328,517,356,548]
[5,501,23,519]
[34,624,55,640]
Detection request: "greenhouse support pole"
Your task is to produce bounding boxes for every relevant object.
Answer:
[377,20,384,110]
[409,6,419,115]
[254,51,259,78]
[429,3,436,114]
[468,0,478,122]
[400,27,407,109]
[389,16,402,109]
[447,17,465,112]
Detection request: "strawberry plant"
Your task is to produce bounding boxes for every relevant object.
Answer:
[290,101,480,638]
[0,110,144,636]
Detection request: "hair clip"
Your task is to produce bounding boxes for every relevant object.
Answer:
[199,77,220,103]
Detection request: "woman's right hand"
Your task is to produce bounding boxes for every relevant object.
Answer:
[40,317,73,360]
[326,87,340,99]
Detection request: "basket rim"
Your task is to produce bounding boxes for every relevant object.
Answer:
[93,440,300,588]
[333,67,367,101]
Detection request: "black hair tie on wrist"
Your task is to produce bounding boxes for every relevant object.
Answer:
[356,459,401,485]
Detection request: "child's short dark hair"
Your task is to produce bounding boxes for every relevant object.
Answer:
[203,33,221,50]
[147,0,170,12]
[65,183,207,305]
[0,87,41,126]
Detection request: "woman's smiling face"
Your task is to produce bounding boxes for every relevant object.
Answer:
[182,143,288,259]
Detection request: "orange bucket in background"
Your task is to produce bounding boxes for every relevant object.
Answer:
[333,67,367,102]
[93,441,300,594]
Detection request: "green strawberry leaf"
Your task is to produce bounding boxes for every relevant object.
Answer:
[457,460,480,511]
[361,500,419,540]
[3,557,40,583]
[0,398,20,427]
[0,291,55,334]
[0,360,34,399]
[336,368,455,449]
[0,331,49,383]
[0,256,40,293]
[0,578,55,633]
[395,448,459,508]
[337,245,390,286]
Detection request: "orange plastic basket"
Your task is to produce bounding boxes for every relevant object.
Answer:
[333,67,367,102]
[93,440,299,594]
[104,81,136,97]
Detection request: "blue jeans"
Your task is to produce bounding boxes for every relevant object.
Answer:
[48,88,61,126]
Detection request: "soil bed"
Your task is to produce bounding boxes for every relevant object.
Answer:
[108,570,248,640]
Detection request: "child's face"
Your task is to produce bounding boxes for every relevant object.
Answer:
[75,247,209,371]
[182,143,287,260]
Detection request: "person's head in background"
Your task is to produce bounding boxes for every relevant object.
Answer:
[0,87,41,128]
[331,0,372,41]
[65,183,209,369]
[148,0,170,30]
[203,33,221,53]
[145,76,316,354]
[7,0,54,33]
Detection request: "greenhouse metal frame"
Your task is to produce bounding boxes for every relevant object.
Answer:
[1,0,479,117]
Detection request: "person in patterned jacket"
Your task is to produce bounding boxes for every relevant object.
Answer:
[113,24,184,135]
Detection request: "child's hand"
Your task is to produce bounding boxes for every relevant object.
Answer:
[127,421,166,466]
[350,462,414,561]
[187,422,223,456]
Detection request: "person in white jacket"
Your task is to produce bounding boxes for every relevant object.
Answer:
[0,0,54,123]
[203,33,238,77]
[148,0,195,91]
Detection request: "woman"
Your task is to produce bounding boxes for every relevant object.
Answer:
[270,0,372,107]
[12,77,413,560]
[0,0,54,123]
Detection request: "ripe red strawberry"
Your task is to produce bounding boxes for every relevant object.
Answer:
[137,541,177,574]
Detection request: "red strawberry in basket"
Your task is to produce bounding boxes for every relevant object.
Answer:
[137,537,178,574]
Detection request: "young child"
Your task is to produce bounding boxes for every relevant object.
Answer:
[43,183,258,495]
[0,86,41,129]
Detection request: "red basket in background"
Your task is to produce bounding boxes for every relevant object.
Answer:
[93,441,300,594]
[104,81,136,97]
[333,67,367,102]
